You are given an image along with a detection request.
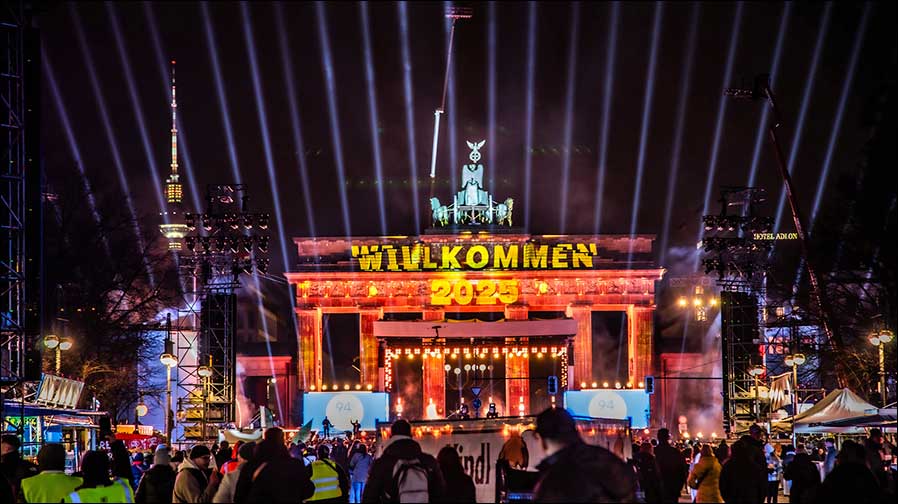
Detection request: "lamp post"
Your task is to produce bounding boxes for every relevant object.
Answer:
[749,364,766,423]
[784,353,806,443]
[197,360,213,443]
[43,334,73,374]
[869,329,894,406]
[160,314,178,446]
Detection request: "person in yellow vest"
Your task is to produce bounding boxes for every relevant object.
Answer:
[64,450,135,503]
[21,443,82,503]
[306,444,349,503]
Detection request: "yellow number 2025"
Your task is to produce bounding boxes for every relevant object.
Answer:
[431,279,519,306]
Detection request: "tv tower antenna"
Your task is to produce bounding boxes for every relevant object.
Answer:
[429,6,473,179]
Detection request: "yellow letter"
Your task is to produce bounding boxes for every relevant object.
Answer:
[523,244,548,269]
[551,244,571,269]
[466,245,490,269]
[400,246,421,271]
[384,246,400,271]
[572,244,594,268]
[493,245,519,269]
[351,245,383,271]
[441,245,463,269]
[423,245,438,269]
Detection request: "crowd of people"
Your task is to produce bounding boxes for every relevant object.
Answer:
[630,425,896,503]
[2,413,895,503]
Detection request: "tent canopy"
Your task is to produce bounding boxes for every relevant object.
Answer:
[791,389,877,433]
[819,408,897,429]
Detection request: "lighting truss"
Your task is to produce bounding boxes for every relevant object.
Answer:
[701,188,773,289]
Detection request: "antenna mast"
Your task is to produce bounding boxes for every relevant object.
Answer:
[429,6,473,178]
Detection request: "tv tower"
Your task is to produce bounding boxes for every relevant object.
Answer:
[160,59,188,250]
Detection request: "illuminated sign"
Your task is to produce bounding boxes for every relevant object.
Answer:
[351,242,602,272]
[564,389,651,429]
[753,232,798,240]
[430,279,519,306]
[303,391,389,431]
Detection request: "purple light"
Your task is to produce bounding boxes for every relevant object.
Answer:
[316,1,353,237]
[659,3,700,266]
[523,2,537,231]
[745,3,791,189]
[398,1,420,232]
[487,2,497,189]
[360,2,388,235]
[627,2,664,262]
[274,3,317,239]
[558,2,580,233]
[773,3,832,233]
[592,2,619,235]
[696,2,744,269]
[444,1,458,193]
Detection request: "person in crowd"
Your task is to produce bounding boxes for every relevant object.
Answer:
[63,450,134,503]
[530,407,636,502]
[233,427,315,503]
[738,424,769,499]
[108,435,137,490]
[170,452,184,472]
[818,440,881,503]
[332,439,349,473]
[220,441,244,475]
[213,441,254,503]
[436,446,476,503]
[719,440,765,504]
[715,440,730,465]
[307,444,350,503]
[135,444,176,504]
[173,445,220,503]
[654,428,687,503]
[214,441,230,470]
[864,428,890,487]
[131,452,147,490]
[322,417,333,439]
[633,441,663,503]
[348,443,373,503]
[362,419,444,503]
[764,443,782,504]
[782,449,820,504]
[0,434,38,502]
[781,444,796,498]
[686,444,723,503]
[823,438,837,477]
[21,443,82,503]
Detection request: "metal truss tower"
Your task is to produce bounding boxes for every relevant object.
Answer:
[174,184,269,444]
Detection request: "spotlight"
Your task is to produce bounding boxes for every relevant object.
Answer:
[258,236,270,253]
[202,214,213,231]
[185,213,196,230]
[185,236,196,252]
[257,213,270,230]
[242,213,253,229]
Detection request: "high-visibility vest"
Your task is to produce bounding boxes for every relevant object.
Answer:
[21,471,82,503]
[307,460,343,501]
[64,477,135,503]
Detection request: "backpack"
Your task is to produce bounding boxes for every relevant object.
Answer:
[391,458,430,503]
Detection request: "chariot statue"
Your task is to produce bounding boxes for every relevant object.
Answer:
[429,140,514,227]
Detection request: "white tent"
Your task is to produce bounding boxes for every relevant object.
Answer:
[790,388,878,434]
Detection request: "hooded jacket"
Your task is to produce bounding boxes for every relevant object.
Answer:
[135,463,176,504]
[172,457,217,503]
[361,435,444,503]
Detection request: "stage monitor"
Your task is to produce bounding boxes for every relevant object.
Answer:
[303,392,389,432]
[564,389,650,429]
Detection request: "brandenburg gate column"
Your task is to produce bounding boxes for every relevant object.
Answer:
[505,304,530,415]
[296,307,323,390]
[421,307,446,418]
[627,305,654,387]
[566,304,593,390]
[359,307,384,389]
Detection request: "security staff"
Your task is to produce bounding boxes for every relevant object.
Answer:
[21,444,82,503]
[307,444,348,503]
[64,450,134,503]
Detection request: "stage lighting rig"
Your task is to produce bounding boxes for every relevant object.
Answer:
[701,188,772,287]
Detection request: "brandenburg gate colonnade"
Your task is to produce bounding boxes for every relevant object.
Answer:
[284,234,663,417]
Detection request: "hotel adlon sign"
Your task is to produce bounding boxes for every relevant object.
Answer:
[340,235,654,272]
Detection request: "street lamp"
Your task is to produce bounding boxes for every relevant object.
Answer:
[197,361,213,442]
[869,329,894,405]
[44,334,72,374]
[160,314,178,446]
[749,364,765,423]
[785,353,805,443]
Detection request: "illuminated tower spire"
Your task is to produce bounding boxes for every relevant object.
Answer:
[161,59,187,249]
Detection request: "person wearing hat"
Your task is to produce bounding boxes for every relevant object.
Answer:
[172,445,220,503]
[135,445,176,503]
[212,441,254,503]
[21,443,82,503]
[531,407,636,502]
[1,433,38,501]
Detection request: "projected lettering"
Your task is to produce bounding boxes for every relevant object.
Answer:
[430,279,519,306]
[351,243,600,272]
[753,232,798,240]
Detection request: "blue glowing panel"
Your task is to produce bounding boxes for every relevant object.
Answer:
[303,392,389,432]
[564,390,650,429]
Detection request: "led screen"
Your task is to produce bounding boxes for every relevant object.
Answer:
[303,392,390,432]
[564,389,651,429]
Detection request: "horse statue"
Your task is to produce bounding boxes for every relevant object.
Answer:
[498,198,514,226]
[430,197,449,226]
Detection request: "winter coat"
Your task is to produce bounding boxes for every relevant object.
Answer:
[361,435,445,503]
[687,454,723,503]
[782,453,820,504]
[817,462,881,504]
[442,469,476,503]
[634,451,664,503]
[349,452,373,483]
[823,447,837,476]
[654,441,687,502]
[234,449,315,504]
[172,457,217,503]
[212,465,242,503]
[135,464,176,504]
[719,451,765,504]
[739,435,768,497]
[0,452,38,502]
[533,441,636,503]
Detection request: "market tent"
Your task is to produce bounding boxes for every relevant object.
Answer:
[790,389,878,433]
[819,408,897,430]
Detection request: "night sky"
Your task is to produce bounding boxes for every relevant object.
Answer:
[39,1,894,276]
